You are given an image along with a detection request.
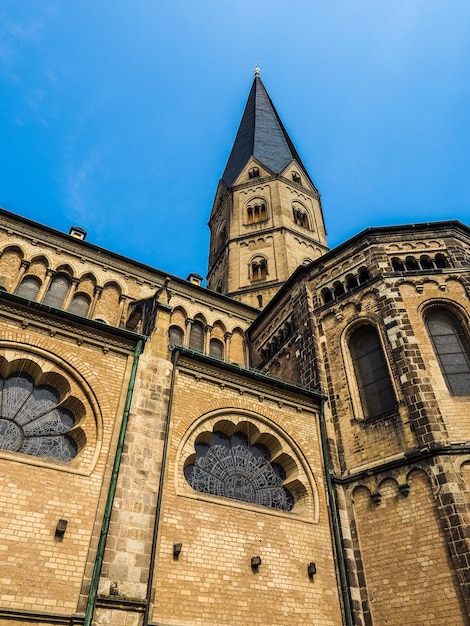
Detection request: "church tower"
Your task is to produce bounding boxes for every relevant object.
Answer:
[207,68,328,308]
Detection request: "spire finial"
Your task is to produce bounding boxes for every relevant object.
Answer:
[254,63,260,78]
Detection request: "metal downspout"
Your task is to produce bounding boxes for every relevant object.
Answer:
[142,348,180,626]
[319,397,354,626]
[83,338,144,626]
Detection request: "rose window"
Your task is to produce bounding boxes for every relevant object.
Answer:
[0,373,79,462]
[184,430,294,511]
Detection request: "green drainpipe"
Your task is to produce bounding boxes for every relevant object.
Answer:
[319,397,354,626]
[84,338,144,626]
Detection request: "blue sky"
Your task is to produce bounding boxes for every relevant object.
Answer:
[1,1,470,281]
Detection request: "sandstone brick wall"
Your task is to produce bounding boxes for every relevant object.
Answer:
[147,356,342,626]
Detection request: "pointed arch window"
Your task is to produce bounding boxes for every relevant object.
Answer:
[209,338,224,359]
[169,325,184,346]
[189,321,204,352]
[349,325,396,419]
[425,309,470,396]
[42,273,71,309]
[16,276,41,301]
[68,293,91,317]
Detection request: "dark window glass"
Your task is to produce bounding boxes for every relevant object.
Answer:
[43,274,71,308]
[426,309,470,395]
[169,326,184,346]
[69,293,90,317]
[184,430,294,511]
[189,321,204,352]
[209,338,224,359]
[350,326,396,419]
[16,276,41,300]
[0,373,77,462]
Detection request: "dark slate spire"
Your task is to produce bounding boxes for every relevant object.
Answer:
[221,69,313,187]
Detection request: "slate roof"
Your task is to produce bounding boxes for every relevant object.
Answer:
[221,76,314,187]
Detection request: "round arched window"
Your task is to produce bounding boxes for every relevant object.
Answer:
[184,430,294,511]
[0,373,79,462]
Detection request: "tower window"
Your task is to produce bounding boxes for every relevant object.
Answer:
[248,167,260,179]
[292,171,301,183]
[425,309,470,396]
[292,206,310,229]
[246,201,267,224]
[251,258,268,281]
[349,325,396,419]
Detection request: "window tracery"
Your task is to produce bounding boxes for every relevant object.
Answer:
[184,430,294,511]
[0,373,79,462]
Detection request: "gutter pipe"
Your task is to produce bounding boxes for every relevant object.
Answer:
[83,338,145,626]
[319,397,354,626]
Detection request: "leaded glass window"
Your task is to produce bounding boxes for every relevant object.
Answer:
[426,309,470,395]
[16,276,41,300]
[350,325,396,419]
[209,338,224,359]
[184,430,294,511]
[69,292,90,317]
[0,373,78,462]
[169,325,184,346]
[42,274,71,308]
[189,321,204,352]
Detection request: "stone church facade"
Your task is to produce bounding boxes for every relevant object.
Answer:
[0,72,469,625]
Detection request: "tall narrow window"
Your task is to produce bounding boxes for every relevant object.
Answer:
[209,338,224,359]
[69,293,90,317]
[350,325,396,419]
[189,321,204,352]
[169,325,184,346]
[42,274,71,309]
[16,276,41,301]
[426,309,470,395]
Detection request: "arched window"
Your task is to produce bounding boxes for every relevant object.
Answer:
[420,255,434,270]
[184,430,294,511]
[16,276,41,301]
[68,293,90,317]
[405,256,418,271]
[349,325,396,419]
[321,288,333,304]
[425,309,470,395]
[346,275,358,291]
[391,257,405,272]
[246,201,267,224]
[333,282,345,298]
[435,253,448,269]
[292,171,301,183]
[0,373,78,462]
[251,257,267,281]
[189,321,204,352]
[42,273,71,309]
[169,325,184,346]
[209,338,224,359]
[358,267,370,284]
